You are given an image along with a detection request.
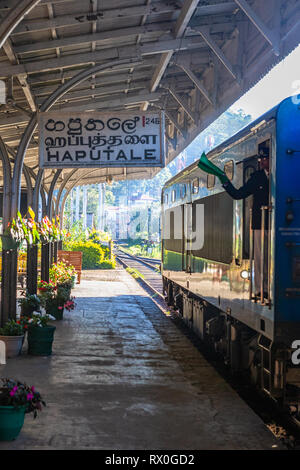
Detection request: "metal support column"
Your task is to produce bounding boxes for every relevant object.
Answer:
[26,244,38,295]
[53,241,58,264]
[0,138,17,324]
[47,170,62,218]
[1,249,18,326]
[41,243,50,283]
[26,169,44,296]
[82,186,87,229]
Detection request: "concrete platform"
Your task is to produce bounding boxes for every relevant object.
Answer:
[0,268,280,450]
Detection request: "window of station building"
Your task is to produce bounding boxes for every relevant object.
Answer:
[207,174,215,189]
[180,184,186,199]
[171,189,176,202]
[224,160,234,181]
[192,178,199,194]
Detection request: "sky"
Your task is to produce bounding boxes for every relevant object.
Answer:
[230,44,300,119]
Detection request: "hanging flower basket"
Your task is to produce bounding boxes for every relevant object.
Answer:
[0,235,21,251]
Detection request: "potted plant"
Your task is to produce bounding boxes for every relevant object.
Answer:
[37,280,57,309]
[0,378,46,441]
[26,314,56,356]
[49,261,77,300]
[37,280,65,320]
[48,285,72,320]
[0,320,24,358]
[37,279,57,296]
[18,291,41,317]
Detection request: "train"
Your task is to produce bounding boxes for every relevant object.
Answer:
[161,95,300,408]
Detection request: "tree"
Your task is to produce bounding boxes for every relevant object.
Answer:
[105,190,115,206]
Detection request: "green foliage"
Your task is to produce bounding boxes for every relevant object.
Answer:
[18,291,41,315]
[88,229,112,243]
[105,189,115,205]
[27,313,51,328]
[63,227,115,269]
[66,241,105,269]
[49,261,77,287]
[120,241,161,259]
[125,267,144,279]
[56,285,71,304]
[63,221,89,243]
[0,378,46,417]
[97,257,116,270]
[0,320,24,336]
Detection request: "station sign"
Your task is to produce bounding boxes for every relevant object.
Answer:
[38,111,165,169]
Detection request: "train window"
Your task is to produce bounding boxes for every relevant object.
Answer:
[192,178,199,194]
[258,139,271,159]
[192,193,233,264]
[181,184,186,199]
[164,193,168,204]
[171,190,176,203]
[224,161,234,181]
[207,174,215,189]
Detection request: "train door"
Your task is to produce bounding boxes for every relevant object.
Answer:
[243,139,271,304]
[183,203,192,273]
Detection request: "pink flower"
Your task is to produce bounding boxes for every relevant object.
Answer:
[9,390,15,397]
[31,386,35,393]
[58,306,63,310]
[27,393,34,401]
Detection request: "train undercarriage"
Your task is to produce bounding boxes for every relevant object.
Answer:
[163,277,300,417]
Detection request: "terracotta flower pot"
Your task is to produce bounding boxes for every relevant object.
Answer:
[0,335,24,358]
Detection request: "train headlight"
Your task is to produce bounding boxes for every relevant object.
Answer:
[240,270,250,280]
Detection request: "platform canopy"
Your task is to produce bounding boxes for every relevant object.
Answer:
[0,0,299,198]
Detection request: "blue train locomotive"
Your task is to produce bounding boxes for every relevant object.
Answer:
[161,96,300,404]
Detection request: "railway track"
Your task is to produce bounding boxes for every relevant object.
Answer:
[115,249,164,300]
[116,247,160,270]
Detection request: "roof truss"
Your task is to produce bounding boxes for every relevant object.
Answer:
[0,0,298,187]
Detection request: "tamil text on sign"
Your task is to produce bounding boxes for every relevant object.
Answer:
[38,111,165,168]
